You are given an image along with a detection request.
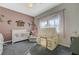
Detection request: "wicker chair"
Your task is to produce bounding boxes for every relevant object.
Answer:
[36,28,59,50]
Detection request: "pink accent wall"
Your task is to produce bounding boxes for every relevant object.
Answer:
[0,7,34,41]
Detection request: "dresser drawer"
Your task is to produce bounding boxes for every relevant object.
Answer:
[47,39,58,50]
[40,37,47,48]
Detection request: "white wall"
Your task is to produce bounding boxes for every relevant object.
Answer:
[35,3,79,47]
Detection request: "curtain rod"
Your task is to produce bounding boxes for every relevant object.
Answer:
[37,8,66,20]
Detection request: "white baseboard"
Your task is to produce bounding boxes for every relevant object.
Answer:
[4,40,12,44]
[59,43,70,48]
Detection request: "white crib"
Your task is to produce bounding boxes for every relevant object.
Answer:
[0,33,4,55]
[12,29,30,43]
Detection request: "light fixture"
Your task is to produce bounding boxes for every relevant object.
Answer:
[27,3,33,8]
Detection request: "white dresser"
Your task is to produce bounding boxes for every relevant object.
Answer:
[12,29,30,43]
[0,33,4,55]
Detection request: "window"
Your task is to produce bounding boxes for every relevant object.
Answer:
[49,19,55,27]
[39,20,47,28]
[49,15,60,32]
[39,15,60,33]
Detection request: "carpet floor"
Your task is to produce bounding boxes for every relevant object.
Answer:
[2,40,36,55]
[2,40,71,55]
[30,44,71,55]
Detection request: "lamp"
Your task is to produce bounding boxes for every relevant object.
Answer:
[27,3,33,8]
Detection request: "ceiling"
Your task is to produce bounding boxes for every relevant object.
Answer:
[0,3,60,17]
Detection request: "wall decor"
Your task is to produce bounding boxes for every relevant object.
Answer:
[28,23,31,26]
[16,20,25,27]
[0,18,3,22]
[1,15,4,17]
[28,22,32,27]
[0,15,5,22]
[7,20,12,24]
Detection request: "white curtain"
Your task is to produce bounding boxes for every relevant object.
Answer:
[38,10,65,38]
[58,10,65,38]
